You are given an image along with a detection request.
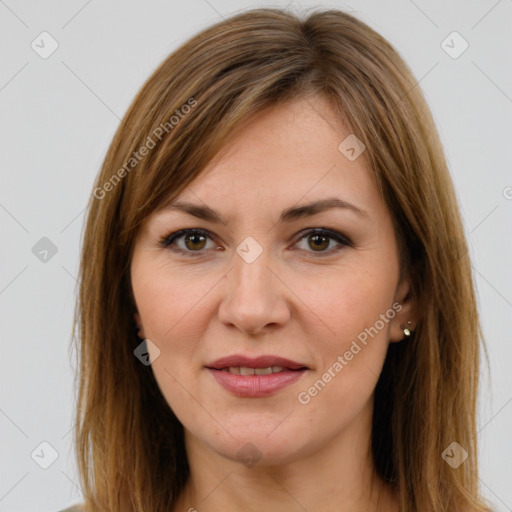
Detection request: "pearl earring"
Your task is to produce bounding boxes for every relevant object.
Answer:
[400,321,413,337]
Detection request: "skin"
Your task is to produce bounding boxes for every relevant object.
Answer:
[130,94,417,512]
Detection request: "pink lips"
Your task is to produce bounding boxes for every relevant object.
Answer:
[205,355,308,398]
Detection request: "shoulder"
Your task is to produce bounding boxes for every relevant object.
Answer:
[58,505,84,512]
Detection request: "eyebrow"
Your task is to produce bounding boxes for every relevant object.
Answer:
[161,197,369,225]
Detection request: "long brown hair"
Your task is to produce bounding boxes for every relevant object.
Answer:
[72,7,492,511]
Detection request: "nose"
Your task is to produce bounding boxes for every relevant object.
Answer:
[217,247,290,336]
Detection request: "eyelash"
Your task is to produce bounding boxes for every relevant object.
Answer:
[157,228,353,257]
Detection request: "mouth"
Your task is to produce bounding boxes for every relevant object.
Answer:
[205,355,309,397]
[216,366,299,375]
[206,355,309,371]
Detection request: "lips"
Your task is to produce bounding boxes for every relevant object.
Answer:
[205,355,309,398]
[206,355,308,371]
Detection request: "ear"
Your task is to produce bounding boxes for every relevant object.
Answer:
[134,312,146,340]
[389,275,418,343]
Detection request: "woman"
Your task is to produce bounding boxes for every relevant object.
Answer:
[66,7,493,512]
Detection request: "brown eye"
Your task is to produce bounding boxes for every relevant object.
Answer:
[308,233,330,251]
[159,228,216,256]
[184,233,207,251]
[294,228,352,255]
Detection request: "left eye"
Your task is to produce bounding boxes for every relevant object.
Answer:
[293,228,352,254]
[158,228,352,256]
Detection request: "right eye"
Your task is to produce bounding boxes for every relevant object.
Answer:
[158,228,221,256]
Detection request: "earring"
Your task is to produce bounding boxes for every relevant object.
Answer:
[400,321,413,337]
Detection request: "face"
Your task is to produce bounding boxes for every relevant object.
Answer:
[130,95,415,467]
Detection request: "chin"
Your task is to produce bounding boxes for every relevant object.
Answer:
[199,422,314,468]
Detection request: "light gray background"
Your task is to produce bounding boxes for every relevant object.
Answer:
[0,1,511,510]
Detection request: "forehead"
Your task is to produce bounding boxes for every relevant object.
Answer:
[169,96,383,220]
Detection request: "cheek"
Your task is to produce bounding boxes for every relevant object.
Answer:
[131,261,214,418]
[299,266,396,403]
[310,265,396,347]
[131,259,218,349]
